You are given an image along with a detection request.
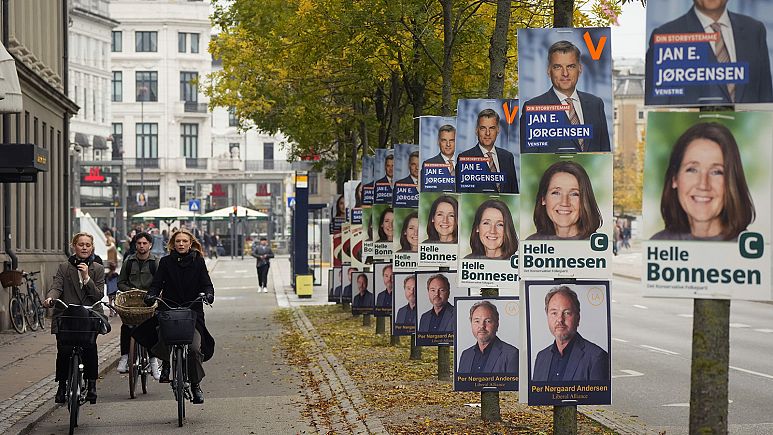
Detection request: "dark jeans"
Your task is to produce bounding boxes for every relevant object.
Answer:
[152,329,205,384]
[56,337,98,381]
[257,265,270,288]
[120,324,133,355]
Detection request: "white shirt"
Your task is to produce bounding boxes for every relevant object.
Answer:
[694,7,736,62]
[411,175,418,184]
[477,144,500,173]
[553,88,585,125]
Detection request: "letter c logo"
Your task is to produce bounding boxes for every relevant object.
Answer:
[590,233,608,252]
[739,232,764,259]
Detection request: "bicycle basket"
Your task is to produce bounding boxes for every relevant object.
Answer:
[114,289,157,326]
[157,309,196,345]
[56,308,101,346]
[0,270,23,288]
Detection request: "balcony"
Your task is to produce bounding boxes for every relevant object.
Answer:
[124,158,159,169]
[184,102,208,113]
[185,158,208,169]
[245,160,293,171]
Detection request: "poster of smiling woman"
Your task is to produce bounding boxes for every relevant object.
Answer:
[642,111,772,300]
[519,153,613,279]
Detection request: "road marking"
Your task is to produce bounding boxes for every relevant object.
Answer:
[640,345,679,355]
[677,314,693,318]
[633,304,648,310]
[664,400,733,407]
[611,299,617,303]
[233,269,249,273]
[729,323,751,328]
[612,337,628,343]
[612,369,644,379]
[754,328,773,333]
[217,285,257,290]
[729,365,773,380]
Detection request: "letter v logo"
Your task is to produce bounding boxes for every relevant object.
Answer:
[583,31,607,60]
[502,102,518,124]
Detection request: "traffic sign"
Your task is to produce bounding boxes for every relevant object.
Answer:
[288,197,296,208]
[188,199,201,212]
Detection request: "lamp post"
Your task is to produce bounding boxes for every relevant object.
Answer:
[138,85,147,207]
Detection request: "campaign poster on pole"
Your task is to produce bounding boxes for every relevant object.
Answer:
[330,267,342,303]
[415,270,468,346]
[642,111,772,300]
[341,265,356,304]
[393,271,417,336]
[420,116,457,193]
[458,193,520,291]
[644,0,773,107]
[518,27,613,154]
[346,180,364,269]
[373,262,394,317]
[418,192,459,268]
[332,194,345,268]
[374,149,394,261]
[519,153,613,279]
[350,269,375,315]
[393,144,420,271]
[524,280,611,406]
[454,296,520,392]
[362,155,376,264]
[455,99,521,193]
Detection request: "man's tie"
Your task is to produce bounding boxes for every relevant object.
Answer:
[565,97,585,152]
[447,159,455,176]
[486,152,500,192]
[710,22,735,102]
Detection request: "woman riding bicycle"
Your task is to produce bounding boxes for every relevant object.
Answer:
[44,232,106,404]
[139,228,215,404]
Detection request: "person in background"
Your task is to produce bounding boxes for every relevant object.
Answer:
[105,230,118,264]
[252,237,275,293]
[105,262,119,316]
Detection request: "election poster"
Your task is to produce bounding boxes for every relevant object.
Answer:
[330,267,342,303]
[419,116,457,193]
[642,111,772,300]
[415,270,468,346]
[393,144,420,271]
[374,148,394,204]
[519,153,613,279]
[393,207,419,270]
[346,180,364,269]
[455,99,521,194]
[458,193,520,291]
[341,265,356,304]
[393,271,417,336]
[363,155,376,264]
[418,192,459,268]
[645,0,773,107]
[332,194,345,267]
[350,269,375,316]
[372,204,394,261]
[454,296,520,392]
[393,143,419,208]
[524,280,611,406]
[373,262,394,317]
[518,27,613,154]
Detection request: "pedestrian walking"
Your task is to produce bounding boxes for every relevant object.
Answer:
[252,237,274,293]
[106,262,119,315]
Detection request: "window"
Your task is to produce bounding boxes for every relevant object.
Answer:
[263,142,274,160]
[178,32,186,53]
[180,71,198,102]
[111,31,122,52]
[135,71,158,101]
[179,183,195,204]
[112,123,123,159]
[135,31,157,52]
[637,110,645,120]
[229,142,240,159]
[228,107,238,126]
[190,33,199,53]
[181,123,198,158]
[309,171,318,195]
[136,123,158,158]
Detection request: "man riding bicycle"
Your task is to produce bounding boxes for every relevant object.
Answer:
[116,232,161,379]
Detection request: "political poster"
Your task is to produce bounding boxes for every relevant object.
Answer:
[374,148,394,205]
[393,207,419,270]
[420,116,457,193]
[372,204,394,262]
[363,155,376,264]
[373,262,394,317]
[393,143,420,208]
[346,180,364,269]
[418,192,459,268]
[393,144,420,271]
[341,265,356,304]
[330,267,342,303]
[350,269,375,316]
[393,271,417,336]
[415,270,468,346]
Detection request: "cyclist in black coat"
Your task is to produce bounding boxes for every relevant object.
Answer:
[137,228,215,404]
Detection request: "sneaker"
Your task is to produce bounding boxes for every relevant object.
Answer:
[150,357,161,381]
[262,287,268,293]
[117,354,129,374]
[159,361,170,383]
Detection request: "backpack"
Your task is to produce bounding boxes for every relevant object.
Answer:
[130,256,158,276]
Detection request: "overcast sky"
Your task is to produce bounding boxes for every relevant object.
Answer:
[610,2,647,59]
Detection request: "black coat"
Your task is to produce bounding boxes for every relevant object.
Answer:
[134,250,216,361]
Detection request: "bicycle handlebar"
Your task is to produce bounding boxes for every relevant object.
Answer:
[22,271,41,278]
[51,299,106,311]
[151,293,212,310]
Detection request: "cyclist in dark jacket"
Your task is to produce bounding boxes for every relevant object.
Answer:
[143,228,215,404]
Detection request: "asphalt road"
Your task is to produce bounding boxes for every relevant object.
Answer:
[608,275,773,435]
[27,258,313,434]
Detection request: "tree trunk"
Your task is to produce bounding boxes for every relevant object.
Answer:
[437,346,451,381]
[387,72,403,146]
[440,0,454,116]
[553,0,574,27]
[410,335,422,360]
[376,316,386,335]
[689,299,729,434]
[487,0,512,99]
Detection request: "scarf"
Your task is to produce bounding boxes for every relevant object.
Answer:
[171,249,198,268]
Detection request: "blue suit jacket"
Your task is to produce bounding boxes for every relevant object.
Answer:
[456,145,518,193]
[520,89,611,153]
[352,290,374,308]
[645,7,773,105]
[458,337,519,374]
[395,304,416,325]
[418,302,456,333]
[532,333,609,382]
[376,290,392,307]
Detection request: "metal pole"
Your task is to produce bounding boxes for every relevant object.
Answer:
[140,97,144,206]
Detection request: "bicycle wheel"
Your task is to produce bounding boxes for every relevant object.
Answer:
[68,353,82,435]
[128,338,139,399]
[9,295,25,333]
[139,345,149,394]
[24,296,39,332]
[31,290,46,330]
[174,346,185,427]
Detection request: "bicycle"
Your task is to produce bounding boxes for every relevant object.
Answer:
[110,289,157,399]
[153,294,210,427]
[23,271,46,330]
[51,299,109,435]
[6,271,39,333]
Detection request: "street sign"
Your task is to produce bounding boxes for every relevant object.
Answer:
[188,199,201,212]
[287,197,296,208]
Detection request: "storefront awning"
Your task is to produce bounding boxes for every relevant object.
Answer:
[92,135,108,150]
[74,132,90,147]
[0,41,21,113]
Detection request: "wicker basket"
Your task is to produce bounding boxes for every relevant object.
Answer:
[114,289,157,326]
[0,270,23,288]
